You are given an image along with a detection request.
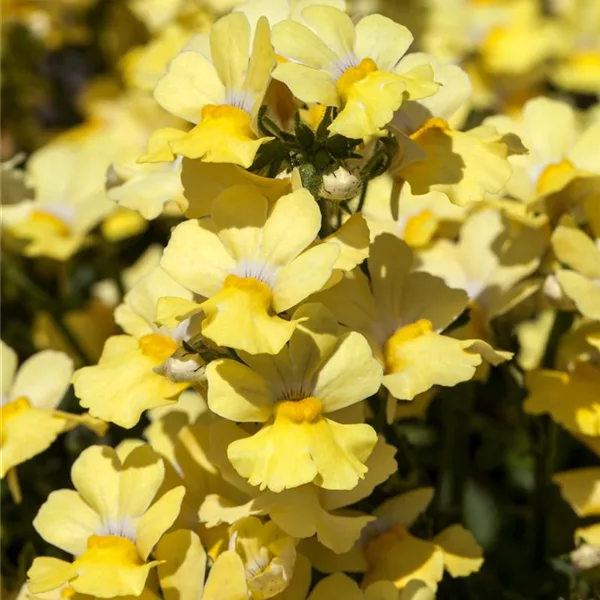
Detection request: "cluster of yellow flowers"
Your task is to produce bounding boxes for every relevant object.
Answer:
[1,0,600,598]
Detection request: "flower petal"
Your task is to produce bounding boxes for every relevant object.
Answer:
[260,188,321,266]
[433,524,483,577]
[556,270,600,321]
[212,185,269,260]
[33,489,102,555]
[272,20,338,70]
[71,445,120,521]
[202,551,248,600]
[161,219,234,297]
[156,529,206,600]
[354,14,413,71]
[136,486,186,560]
[154,51,225,123]
[209,12,250,91]
[272,243,340,312]
[206,358,273,422]
[228,415,376,492]
[314,331,382,413]
[10,350,73,410]
[272,62,339,106]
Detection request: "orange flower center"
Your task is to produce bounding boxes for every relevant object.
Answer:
[138,333,178,363]
[337,58,378,99]
[383,319,433,374]
[275,397,322,424]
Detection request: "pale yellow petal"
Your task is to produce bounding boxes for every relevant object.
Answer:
[314,331,382,413]
[374,488,434,527]
[161,219,234,297]
[10,350,73,410]
[556,270,600,321]
[553,468,600,517]
[272,20,337,70]
[136,486,186,559]
[307,573,364,600]
[354,14,413,71]
[434,524,484,577]
[202,551,248,600]
[33,489,102,555]
[156,529,206,600]
[272,243,340,312]
[119,444,165,520]
[272,62,339,106]
[302,5,355,58]
[210,12,250,91]
[206,358,273,422]
[552,226,600,278]
[154,51,225,123]
[260,189,321,266]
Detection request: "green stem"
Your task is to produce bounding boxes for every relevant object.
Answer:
[532,310,574,564]
[437,382,475,528]
[2,253,93,365]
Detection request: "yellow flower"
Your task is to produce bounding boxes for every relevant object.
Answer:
[554,467,600,547]
[390,55,526,206]
[154,12,275,167]
[28,444,185,598]
[205,303,381,492]
[552,223,600,321]
[485,97,600,204]
[417,208,546,324]
[361,489,483,590]
[178,157,291,219]
[154,518,307,600]
[306,573,435,600]
[1,343,73,479]
[159,186,342,355]
[199,420,398,553]
[358,173,465,246]
[109,128,187,221]
[73,267,199,428]
[0,132,116,261]
[314,234,510,422]
[304,487,482,591]
[271,5,439,139]
[524,361,600,436]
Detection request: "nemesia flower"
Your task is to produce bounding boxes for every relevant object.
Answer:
[73,266,201,428]
[358,173,465,245]
[552,222,600,321]
[314,234,510,422]
[360,489,483,590]
[27,444,185,598]
[271,5,440,139]
[417,208,546,328]
[205,303,382,492]
[199,420,397,553]
[154,12,275,167]
[1,343,76,480]
[304,487,482,591]
[0,129,116,261]
[155,518,307,600]
[485,97,600,204]
[159,185,343,355]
